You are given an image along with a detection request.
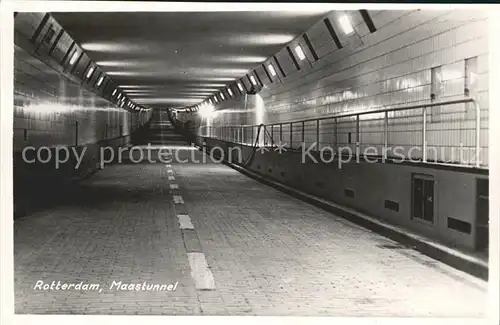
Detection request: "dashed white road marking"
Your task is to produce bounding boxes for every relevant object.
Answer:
[173,195,184,204]
[167,169,174,174]
[169,170,218,292]
[166,164,172,168]
[177,214,194,229]
[168,176,175,181]
[187,252,216,290]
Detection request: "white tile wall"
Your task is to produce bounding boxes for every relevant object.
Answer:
[13,45,152,151]
[194,9,489,167]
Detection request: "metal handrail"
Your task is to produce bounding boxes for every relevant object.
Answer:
[197,97,483,168]
[206,98,474,127]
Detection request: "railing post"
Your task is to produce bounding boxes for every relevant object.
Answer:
[316,119,320,152]
[271,125,274,147]
[290,122,293,149]
[120,123,123,146]
[75,121,78,146]
[422,107,427,163]
[355,115,360,156]
[333,117,337,150]
[474,100,481,168]
[260,125,267,147]
[280,123,283,143]
[253,126,256,145]
[301,121,305,147]
[384,111,388,160]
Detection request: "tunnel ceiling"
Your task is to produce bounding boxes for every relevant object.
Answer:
[52,11,331,109]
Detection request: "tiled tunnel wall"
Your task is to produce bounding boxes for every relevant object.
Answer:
[14,45,146,150]
[176,9,490,253]
[14,13,152,152]
[183,9,489,167]
[13,13,153,216]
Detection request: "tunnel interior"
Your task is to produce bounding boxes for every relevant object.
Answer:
[10,7,491,317]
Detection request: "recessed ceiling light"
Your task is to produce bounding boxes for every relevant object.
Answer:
[112,89,117,96]
[220,93,225,100]
[250,75,257,86]
[228,88,233,97]
[294,45,306,61]
[86,66,95,79]
[97,76,104,87]
[81,42,144,53]
[69,51,79,65]
[238,83,243,91]
[227,34,295,45]
[339,15,354,35]
[268,64,277,76]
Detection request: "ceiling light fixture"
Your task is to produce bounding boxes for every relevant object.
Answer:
[69,51,79,65]
[97,76,104,87]
[86,66,95,79]
[339,15,354,35]
[268,64,277,76]
[294,45,306,60]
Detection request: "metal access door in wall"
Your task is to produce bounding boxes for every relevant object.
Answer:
[412,174,435,223]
